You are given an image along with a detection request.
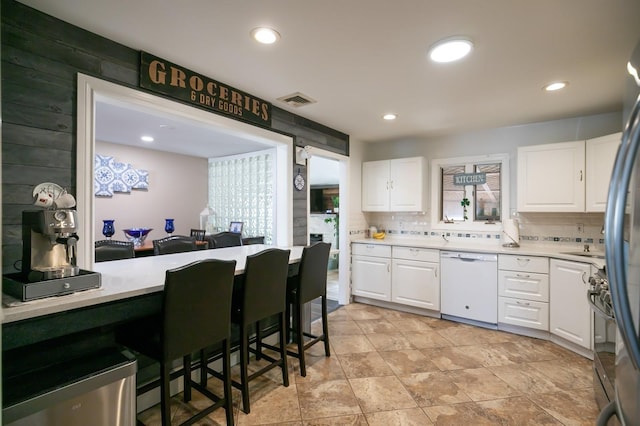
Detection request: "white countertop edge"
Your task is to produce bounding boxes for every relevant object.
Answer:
[3,244,304,324]
[351,237,605,267]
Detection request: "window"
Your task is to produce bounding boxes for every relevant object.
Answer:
[208,150,275,243]
[431,154,509,231]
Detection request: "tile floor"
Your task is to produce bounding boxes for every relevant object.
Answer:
[138,302,599,425]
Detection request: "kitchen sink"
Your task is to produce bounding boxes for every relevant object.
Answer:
[560,251,605,259]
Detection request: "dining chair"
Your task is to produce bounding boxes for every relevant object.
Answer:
[231,248,291,413]
[119,259,237,426]
[285,242,332,376]
[94,239,135,262]
[207,232,242,249]
[152,235,197,255]
[190,228,206,241]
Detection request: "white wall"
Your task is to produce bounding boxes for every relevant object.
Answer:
[94,141,208,240]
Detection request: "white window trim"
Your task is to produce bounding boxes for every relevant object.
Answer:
[430,153,510,233]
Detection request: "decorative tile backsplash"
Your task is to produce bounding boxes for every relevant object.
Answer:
[95,154,149,197]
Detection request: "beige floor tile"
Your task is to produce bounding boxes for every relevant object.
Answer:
[365,407,434,425]
[349,376,418,413]
[326,319,363,336]
[400,330,455,349]
[235,383,301,425]
[330,334,376,354]
[398,371,471,406]
[354,319,398,334]
[302,414,368,425]
[379,349,440,375]
[339,351,395,378]
[488,363,564,394]
[477,396,562,424]
[528,357,594,390]
[344,308,385,321]
[436,325,513,346]
[451,344,517,367]
[386,317,435,332]
[421,346,485,371]
[365,332,415,351]
[297,379,362,419]
[528,388,600,424]
[293,353,345,383]
[423,402,496,425]
[447,367,521,401]
[419,316,465,331]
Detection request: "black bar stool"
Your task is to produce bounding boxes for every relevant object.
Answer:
[120,259,236,426]
[286,242,332,377]
[231,248,291,414]
[152,235,197,255]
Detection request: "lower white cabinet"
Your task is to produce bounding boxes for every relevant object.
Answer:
[549,259,592,350]
[391,247,439,310]
[351,244,391,301]
[498,254,550,331]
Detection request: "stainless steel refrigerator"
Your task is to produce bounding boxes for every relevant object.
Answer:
[602,38,640,425]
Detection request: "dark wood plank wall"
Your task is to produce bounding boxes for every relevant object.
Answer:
[1,0,349,272]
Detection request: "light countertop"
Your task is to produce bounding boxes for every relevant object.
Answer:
[3,245,304,324]
[351,236,606,268]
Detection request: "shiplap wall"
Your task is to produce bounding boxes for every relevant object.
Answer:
[1,0,349,271]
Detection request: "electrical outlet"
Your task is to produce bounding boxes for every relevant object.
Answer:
[577,223,584,233]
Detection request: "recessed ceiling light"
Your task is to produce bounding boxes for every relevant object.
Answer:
[251,27,281,44]
[544,81,568,91]
[429,38,473,63]
[141,135,154,142]
[382,113,397,121]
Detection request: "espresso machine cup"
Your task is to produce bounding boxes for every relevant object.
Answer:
[22,209,80,281]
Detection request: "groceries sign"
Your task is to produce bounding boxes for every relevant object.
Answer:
[140,52,272,127]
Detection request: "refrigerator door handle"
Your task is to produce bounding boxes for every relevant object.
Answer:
[605,92,640,371]
[596,400,619,426]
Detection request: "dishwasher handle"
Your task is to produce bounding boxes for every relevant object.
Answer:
[440,251,498,262]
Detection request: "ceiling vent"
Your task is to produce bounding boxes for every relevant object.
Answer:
[277,92,316,108]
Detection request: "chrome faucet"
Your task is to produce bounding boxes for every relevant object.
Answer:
[584,244,590,253]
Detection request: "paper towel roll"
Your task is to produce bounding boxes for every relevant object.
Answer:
[502,218,520,247]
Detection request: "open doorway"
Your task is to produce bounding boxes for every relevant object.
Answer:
[306,149,350,307]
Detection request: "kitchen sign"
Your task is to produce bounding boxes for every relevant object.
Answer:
[140,51,272,127]
[453,172,487,186]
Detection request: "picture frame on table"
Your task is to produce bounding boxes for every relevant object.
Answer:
[229,221,243,234]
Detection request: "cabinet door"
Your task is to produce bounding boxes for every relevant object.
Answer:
[549,259,592,349]
[389,157,425,211]
[391,259,439,310]
[498,297,549,331]
[517,141,585,212]
[362,160,390,211]
[586,132,621,212]
[352,255,391,301]
[498,270,549,302]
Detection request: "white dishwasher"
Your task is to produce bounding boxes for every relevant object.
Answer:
[440,251,498,325]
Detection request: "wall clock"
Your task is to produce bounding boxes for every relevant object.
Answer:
[294,169,305,191]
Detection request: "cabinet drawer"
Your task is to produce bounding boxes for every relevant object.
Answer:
[392,246,439,262]
[351,243,391,258]
[498,254,549,273]
[498,271,549,302]
[498,296,549,331]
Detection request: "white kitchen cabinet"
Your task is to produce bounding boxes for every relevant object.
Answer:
[517,141,585,212]
[362,157,425,212]
[498,254,549,331]
[586,132,621,212]
[517,133,621,213]
[351,243,392,301]
[549,259,592,350]
[391,246,439,310]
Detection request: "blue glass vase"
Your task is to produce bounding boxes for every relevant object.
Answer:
[164,218,175,235]
[102,219,115,239]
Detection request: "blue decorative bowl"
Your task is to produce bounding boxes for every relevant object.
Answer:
[123,228,152,246]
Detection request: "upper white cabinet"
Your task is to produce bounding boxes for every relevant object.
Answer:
[517,133,621,212]
[517,140,585,212]
[362,157,425,212]
[586,133,621,212]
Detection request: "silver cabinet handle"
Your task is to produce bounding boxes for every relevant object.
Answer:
[581,271,588,284]
[516,257,530,262]
[516,273,530,278]
[580,170,583,181]
[434,267,438,278]
[516,301,531,306]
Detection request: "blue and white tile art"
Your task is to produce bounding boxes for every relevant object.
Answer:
[95,154,149,197]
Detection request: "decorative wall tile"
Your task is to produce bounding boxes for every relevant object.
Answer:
[95,154,149,197]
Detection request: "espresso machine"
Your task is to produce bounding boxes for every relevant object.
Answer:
[3,183,101,302]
